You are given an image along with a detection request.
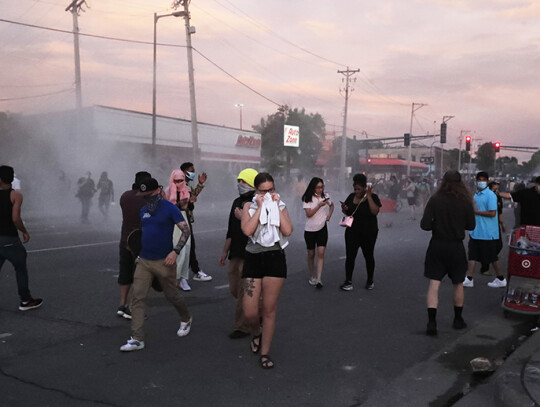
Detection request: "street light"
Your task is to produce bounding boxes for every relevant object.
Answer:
[152,11,185,147]
[234,103,244,130]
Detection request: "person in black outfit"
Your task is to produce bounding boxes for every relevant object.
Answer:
[499,176,540,226]
[340,174,382,291]
[421,170,475,336]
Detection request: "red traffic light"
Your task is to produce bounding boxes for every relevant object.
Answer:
[465,136,471,142]
[494,142,500,152]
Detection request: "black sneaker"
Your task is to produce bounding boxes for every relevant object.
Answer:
[452,317,467,330]
[426,321,437,336]
[316,281,323,289]
[117,305,132,320]
[365,282,374,290]
[19,298,43,311]
[340,281,353,291]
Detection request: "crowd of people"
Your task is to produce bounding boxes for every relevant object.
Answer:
[1,160,539,369]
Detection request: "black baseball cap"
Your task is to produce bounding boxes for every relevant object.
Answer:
[137,178,160,195]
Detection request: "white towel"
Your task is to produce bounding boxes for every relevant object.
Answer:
[249,193,286,247]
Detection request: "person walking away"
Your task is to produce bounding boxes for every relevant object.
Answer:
[218,168,258,339]
[120,178,192,352]
[165,170,192,291]
[116,171,151,319]
[301,177,334,288]
[97,171,114,219]
[405,178,417,220]
[417,178,431,210]
[421,170,475,336]
[499,176,540,227]
[463,172,507,288]
[180,162,212,282]
[241,172,292,368]
[340,173,382,291]
[76,171,96,224]
[0,165,43,311]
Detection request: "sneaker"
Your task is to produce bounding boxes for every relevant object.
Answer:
[426,321,437,336]
[179,278,192,291]
[487,278,507,288]
[453,317,467,330]
[193,271,212,282]
[19,298,43,311]
[177,317,192,337]
[340,281,353,291]
[117,305,132,320]
[120,337,145,352]
[365,282,375,290]
[308,277,317,286]
[463,277,474,288]
[316,281,323,289]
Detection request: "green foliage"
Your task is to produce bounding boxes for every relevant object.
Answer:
[253,105,324,173]
[476,142,496,171]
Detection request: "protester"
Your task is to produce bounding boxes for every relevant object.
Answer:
[120,178,192,352]
[0,165,43,311]
[219,168,258,339]
[417,178,431,209]
[96,171,114,219]
[116,171,151,320]
[480,181,505,274]
[421,170,475,336]
[499,175,540,226]
[76,171,96,224]
[165,169,192,291]
[241,172,292,369]
[340,173,382,291]
[301,177,334,288]
[405,178,417,220]
[180,162,212,283]
[463,172,507,288]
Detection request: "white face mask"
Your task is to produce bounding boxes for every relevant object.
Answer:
[477,181,487,190]
[186,171,195,181]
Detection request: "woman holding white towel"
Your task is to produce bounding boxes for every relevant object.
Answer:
[241,172,292,369]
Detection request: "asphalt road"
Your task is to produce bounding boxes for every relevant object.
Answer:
[0,194,532,406]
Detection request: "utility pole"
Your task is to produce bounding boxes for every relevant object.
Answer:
[440,115,454,178]
[407,102,427,176]
[337,67,359,192]
[65,0,86,111]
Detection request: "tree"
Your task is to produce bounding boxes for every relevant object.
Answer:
[475,142,496,172]
[447,148,471,171]
[253,106,324,174]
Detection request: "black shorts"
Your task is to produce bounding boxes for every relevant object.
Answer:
[304,224,328,250]
[468,237,499,264]
[242,250,287,279]
[424,239,467,284]
[118,244,136,285]
[407,197,416,206]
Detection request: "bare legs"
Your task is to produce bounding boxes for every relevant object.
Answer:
[307,246,326,282]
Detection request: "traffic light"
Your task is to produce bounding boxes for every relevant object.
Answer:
[465,136,471,151]
[494,142,500,153]
[404,133,410,147]
[440,122,447,144]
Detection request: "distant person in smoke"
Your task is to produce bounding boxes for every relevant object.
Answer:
[499,176,540,227]
[180,162,212,285]
[0,165,43,311]
[97,171,114,219]
[405,178,417,220]
[76,171,96,224]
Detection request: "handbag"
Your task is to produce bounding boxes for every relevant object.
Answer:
[338,195,366,227]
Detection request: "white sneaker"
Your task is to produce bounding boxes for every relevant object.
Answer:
[308,277,317,286]
[177,317,192,337]
[488,278,507,288]
[463,277,474,288]
[120,337,145,352]
[179,278,191,291]
[193,271,212,282]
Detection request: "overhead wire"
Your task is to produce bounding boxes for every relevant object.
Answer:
[0,87,74,101]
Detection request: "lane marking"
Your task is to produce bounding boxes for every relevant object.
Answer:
[27,241,118,253]
[214,284,229,290]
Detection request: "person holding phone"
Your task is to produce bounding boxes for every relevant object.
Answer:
[301,177,334,288]
[340,173,381,291]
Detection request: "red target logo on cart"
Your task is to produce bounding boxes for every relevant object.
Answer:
[522,259,531,269]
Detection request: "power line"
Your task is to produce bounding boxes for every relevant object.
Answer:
[0,87,74,101]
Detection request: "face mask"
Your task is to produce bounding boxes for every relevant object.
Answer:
[238,183,254,196]
[186,172,195,181]
[477,181,487,190]
[144,193,162,214]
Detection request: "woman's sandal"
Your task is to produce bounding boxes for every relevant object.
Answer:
[250,334,262,354]
[260,354,274,369]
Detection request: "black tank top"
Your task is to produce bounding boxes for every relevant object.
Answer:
[0,189,18,236]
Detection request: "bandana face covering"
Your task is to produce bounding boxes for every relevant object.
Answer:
[144,193,162,214]
[238,183,255,196]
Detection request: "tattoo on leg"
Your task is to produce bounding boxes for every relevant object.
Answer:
[244,278,255,298]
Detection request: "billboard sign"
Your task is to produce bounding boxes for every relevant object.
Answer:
[283,125,300,147]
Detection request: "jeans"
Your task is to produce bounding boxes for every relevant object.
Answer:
[0,237,32,301]
[344,230,378,284]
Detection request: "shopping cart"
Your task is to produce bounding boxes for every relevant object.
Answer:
[501,225,540,315]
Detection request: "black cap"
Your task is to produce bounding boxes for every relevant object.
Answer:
[137,178,160,195]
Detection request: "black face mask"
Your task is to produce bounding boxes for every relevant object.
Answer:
[144,193,162,214]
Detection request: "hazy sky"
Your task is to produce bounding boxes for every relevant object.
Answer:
[1,0,539,161]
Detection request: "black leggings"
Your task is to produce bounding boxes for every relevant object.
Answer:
[344,230,378,283]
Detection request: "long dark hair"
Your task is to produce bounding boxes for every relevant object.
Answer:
[302,177,324,203]
[435,170,471,202]
[254,172,274,189]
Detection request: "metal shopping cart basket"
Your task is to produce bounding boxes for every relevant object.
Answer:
[501,225,540,314]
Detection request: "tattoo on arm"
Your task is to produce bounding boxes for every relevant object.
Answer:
[174,222,191,252]
[244,278,256,298]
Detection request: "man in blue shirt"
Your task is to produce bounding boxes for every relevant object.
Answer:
[463,172,507,288]
[120,178,192,352]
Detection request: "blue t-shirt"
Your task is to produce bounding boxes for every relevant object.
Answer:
[140,200,185,260]
[470,188,498,240]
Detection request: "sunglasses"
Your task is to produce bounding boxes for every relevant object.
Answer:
[173,179,184,183]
